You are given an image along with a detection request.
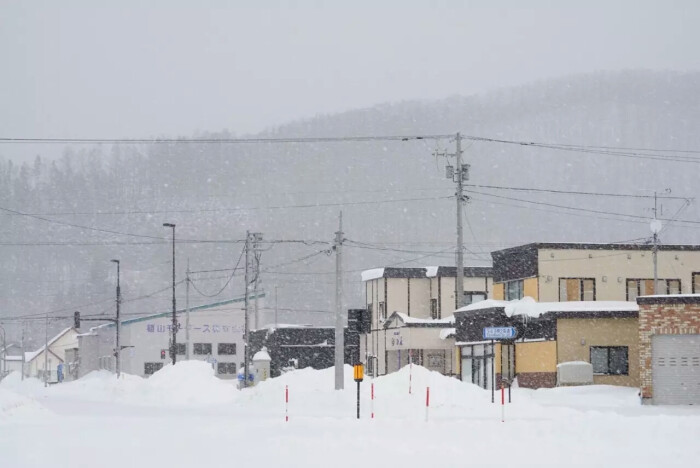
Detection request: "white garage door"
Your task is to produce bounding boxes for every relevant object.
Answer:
[652,334,700,405]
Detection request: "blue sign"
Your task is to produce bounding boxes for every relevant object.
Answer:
[237,373,255,381]
[482,327,517,340]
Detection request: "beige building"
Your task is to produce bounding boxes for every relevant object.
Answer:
[491,243,700,302]
[23,327,79,382]
[361,266,493,376]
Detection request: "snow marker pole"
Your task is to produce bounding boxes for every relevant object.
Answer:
[425,386,430,422]
[371,382,375,419]
[409,362,412,394]
[501,383,505,423]
[285,385,289,422]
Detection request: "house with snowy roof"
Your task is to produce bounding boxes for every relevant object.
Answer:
[21,327,79,383]
[360,266,493,376]
[491,242,700,302]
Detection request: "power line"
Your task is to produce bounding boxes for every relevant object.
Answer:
[463,135,700,163]
[463,189,700,227]
[464,183,691,200]
[189,247,245,298]
[0,134,452,145]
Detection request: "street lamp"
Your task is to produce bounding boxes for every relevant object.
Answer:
[163,223,177,365]
[110,259,121,378]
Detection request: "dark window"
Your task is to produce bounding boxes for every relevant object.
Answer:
[175,343,186,355]
[590,346,628,375]
[693,273,700,294]
[626,279,682,300]
[505,280,523,301]
[218,343,236,355]
[559,278,595,301]
[379,302,386,320]
[193,343,212,355]
[430,299,438,319]
[464,292,487,306]
[217,362,237,374]
[144,362,164,375]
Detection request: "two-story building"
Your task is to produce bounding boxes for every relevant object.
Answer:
[360,266,493,376]
[491,243,700,302]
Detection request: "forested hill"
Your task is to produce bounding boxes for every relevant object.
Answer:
[2,70,699,344]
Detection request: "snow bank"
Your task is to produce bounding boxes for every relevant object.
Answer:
[360,268,384,281]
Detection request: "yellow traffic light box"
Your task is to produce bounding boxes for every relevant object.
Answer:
[353,363,364,382]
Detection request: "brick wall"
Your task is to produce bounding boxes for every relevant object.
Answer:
[637,296,700,400]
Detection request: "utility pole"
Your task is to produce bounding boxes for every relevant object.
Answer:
[275,285,279,328]
[651,191,663,295]
[254,234,262,330]
[455,133,466,309]
[43,311,49,387]
[243,231,251,388]
[335,211,345,391]
[185,259,191,360]
[110,259,121,378]
[163,223,177,365]
[21,323,25,381]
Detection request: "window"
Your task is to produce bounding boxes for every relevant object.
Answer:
[144,362,164,375]
[175,343,186,355]
[218,343,237,355]
[559,278,595,301]
[193,343,212,355]
[505,280,523,301]
[694,273,700,294]
[464,292,487,306]
[590,346,628,375]
[378,302,386,321]
[217,362,237,375]
[430,299,438,319]
[626,279,681,300]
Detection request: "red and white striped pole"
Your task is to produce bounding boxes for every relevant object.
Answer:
[285,385,289,422]
[409,362,412,394]
[425,386,430,422]
[371,382,375,419]
[501,383,505,423]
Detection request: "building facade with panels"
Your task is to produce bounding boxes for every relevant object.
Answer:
[361,266,493,376]
[78,296,258,379]
[491,243,700,303]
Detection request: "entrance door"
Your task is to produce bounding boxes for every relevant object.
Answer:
[652,335,700,405]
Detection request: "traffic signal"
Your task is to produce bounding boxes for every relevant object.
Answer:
[160,349,166,359]
[74,311,80,329]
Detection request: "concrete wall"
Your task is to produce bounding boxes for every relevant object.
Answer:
[557,317,639,387]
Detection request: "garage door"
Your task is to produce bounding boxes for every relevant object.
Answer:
[652,334,700,405]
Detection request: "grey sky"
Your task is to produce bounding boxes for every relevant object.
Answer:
[1,0,699,141]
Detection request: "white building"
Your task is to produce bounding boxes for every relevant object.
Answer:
[78,296,259,379]
[17,328,79,382]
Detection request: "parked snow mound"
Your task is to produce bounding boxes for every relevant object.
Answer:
[0,388,52,418]
[140,360,238,407]
[0,371,46,394]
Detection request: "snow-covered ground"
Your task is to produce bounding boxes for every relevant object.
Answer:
[2,362,700,467]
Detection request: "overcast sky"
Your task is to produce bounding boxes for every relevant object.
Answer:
[1,0,699,142]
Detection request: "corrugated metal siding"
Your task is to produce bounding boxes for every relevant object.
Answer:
[652,334,700,405]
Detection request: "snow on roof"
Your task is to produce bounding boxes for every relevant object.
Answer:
[253,347,271,361]
[23,327,75,362]
[393,312,455,325]
[457,297,638,318]
[439,328,456,340]
[3,355,23,361]
[361,268,385,281]
[425,266,439,278]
